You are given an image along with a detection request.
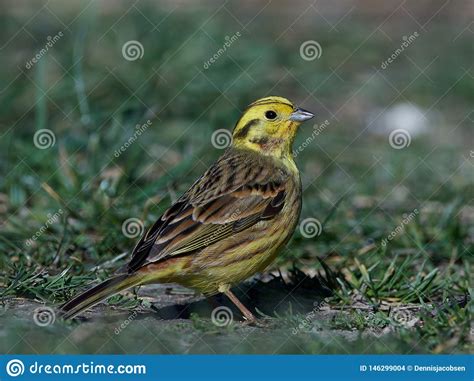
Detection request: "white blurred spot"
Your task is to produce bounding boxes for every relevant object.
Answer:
[367,102,429,138]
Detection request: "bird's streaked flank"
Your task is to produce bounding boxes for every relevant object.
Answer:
[61,96,314,323]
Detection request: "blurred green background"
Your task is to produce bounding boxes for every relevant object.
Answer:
[0,0,472,354]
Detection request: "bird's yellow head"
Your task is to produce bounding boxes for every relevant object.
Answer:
[231,96,314,158]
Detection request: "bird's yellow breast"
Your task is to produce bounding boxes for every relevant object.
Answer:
[170,167,302,295]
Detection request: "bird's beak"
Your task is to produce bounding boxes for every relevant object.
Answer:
[289,107,314,122]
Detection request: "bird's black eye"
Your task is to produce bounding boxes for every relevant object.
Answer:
[265,110,277,120]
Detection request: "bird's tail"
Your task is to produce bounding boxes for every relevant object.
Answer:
[60,273,146,320]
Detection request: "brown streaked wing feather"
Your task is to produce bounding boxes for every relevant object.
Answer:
[127,149,289,272]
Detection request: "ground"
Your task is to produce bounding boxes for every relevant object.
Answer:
[0,1,472,354]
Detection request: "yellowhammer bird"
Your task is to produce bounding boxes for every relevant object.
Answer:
[61,96,314,323]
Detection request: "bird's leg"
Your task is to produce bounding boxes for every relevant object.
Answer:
[224,289,256,324]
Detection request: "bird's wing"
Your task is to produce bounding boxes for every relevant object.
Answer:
[127,149,290,272]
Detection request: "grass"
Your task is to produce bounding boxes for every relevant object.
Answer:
[0,1,472,354]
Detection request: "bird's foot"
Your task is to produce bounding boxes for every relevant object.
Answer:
[241,315,272,328]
